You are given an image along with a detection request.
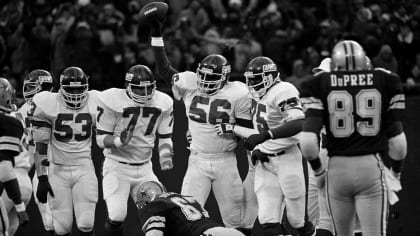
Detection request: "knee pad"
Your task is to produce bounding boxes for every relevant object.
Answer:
[77,211,95,232]
[282,175,304,200]
[261,223,290,236]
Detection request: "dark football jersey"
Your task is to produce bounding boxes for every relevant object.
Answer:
[138,193,222,236]
[0,112,24,161]
[301,68,405,156]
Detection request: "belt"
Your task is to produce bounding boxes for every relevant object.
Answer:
[118,161,147,166]
[265,150,286,157]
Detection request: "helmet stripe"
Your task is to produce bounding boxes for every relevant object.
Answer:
[349,42,356,70]
[342,43,349,70]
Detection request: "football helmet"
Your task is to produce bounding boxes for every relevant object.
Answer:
[331,40,367,71]
[135,181,166,209]
[0,78,14,112]
[366,56,372,69]
[59,67,89,110]
[196,54,231,96]
[23,69,53,102]
[125,65,156,105]
[244,56,279,98]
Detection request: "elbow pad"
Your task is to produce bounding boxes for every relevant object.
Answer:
[96,134,106,149]
[388,132,407,161]
[158,137,173,157]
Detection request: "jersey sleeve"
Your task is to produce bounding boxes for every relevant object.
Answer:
[300,75,325,133]
[30,92,53,143]
[383,70,405,122]
[157,102,174,137]
[273,82,305,121]
[171,71,197,100]
[0,115,24,156]
[233,82,252,120]
[96,98,118,134]
[138,201,167,235]
[88,90,102,127]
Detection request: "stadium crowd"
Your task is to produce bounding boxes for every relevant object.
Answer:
[1,0,420,99]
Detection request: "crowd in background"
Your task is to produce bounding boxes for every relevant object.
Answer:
[1,0,420,101]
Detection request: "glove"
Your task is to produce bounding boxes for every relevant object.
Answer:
[244,131,271,150]
[186,130,192,149]
[251,149,269,165]
[120,125,135,146]
[17,210,29,226]
[36,175,54,204]
[214,123,234,136]
[314,168,327,189]
[160,154,173,171]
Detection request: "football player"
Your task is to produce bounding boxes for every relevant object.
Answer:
[136,181,245,236]
[30,67,99,236]
[215,56,316,236]
[0,78,29,235]
[95,65,174,236]
[148,23,257,234]
[0,69,55,236]
[300,40,407,236]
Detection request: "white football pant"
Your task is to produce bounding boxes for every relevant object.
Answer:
[102,158,159,222]
[48,159,98,235]
[254,145,306,228]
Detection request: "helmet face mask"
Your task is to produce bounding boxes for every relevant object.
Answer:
[196,54,231,97]
[59,67,89,110]
[125,65,156,105]
[135,181,165,209]
[23,70,53,102]
[244,57,278,98]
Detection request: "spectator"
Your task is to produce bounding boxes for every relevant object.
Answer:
[373,44,398,74]
[406,53,420,94]
[285,59,311,92]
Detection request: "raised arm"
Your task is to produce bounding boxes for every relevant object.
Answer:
[150,23,178,81]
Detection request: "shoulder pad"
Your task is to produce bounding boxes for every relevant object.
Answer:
[98,88,127,112]
[172,71,197,91]
[153,91,173,112]
[32,91,58,115]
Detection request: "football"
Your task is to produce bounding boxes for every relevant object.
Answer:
[137,1,168,24]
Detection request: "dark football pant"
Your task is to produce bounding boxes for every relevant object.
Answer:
[327,154,388,236]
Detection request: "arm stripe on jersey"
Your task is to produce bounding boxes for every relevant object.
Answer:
[0,143,21,152]
[157,133,172,138]
[389,94,405,104]
[96,129,113,135]
[30,120,52,128]
[142,216,166,232]
[146,222,166,231]
[0,136,21,145]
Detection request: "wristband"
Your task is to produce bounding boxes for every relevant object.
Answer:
[151,37,164,47]
[15,202,25,212]
[114,137,123,148]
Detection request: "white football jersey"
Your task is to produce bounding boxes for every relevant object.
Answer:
[252,81,304,154]
[97,88,173,163]
[173,71,251,153]
[10,107,33,170]
[31,90,100,165]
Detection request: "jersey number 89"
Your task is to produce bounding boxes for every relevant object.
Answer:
[327,89,381,137]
